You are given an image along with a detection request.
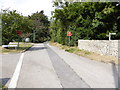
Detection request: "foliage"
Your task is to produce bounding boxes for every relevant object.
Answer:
[1,42,33,53]
[2,9,50,44]
[2,10,33,45]
[50,42,118,64]
[50,1,120,46]
[20,32,32,42]
[29,11,50,43]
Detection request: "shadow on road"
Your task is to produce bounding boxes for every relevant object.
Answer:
[0,78,10,86]
[28,47,47,51]
[112,64,118,88]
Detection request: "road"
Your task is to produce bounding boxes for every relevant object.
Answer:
[0,43,118,88]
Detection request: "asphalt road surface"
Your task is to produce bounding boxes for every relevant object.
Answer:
[0,43,118,88]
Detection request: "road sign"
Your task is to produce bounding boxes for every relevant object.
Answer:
[16,30,22,36]
[67,31,72,36]
[67,31,72,46]
[16,30,22,49]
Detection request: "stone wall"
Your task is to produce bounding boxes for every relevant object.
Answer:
[78,40,120,58]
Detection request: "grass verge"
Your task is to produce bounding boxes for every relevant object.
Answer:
[49,42,118,64]
[0,84,2,88]
[0,84,7,89]
[0,42,33,54]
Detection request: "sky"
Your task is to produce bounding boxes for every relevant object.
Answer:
[1,0,55,18]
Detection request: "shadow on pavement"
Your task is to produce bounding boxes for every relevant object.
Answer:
[28,47,47,51]
[0,78,10,86]
[112,64,118,88]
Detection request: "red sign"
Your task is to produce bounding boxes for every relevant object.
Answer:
[67,31,72,36]
[16,30,22,36]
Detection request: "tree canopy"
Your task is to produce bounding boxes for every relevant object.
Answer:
[29,11,50,43]
[2,10,33,44]
[50,1,120,46]
[1,9,50,45]
[1,1,120,46]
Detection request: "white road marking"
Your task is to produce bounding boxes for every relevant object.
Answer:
[8,53,24,88]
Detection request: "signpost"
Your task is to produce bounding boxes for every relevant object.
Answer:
[16,30,22,36]
[106,33,116,40]
[67,31,72,46]
[106,32,116,55]
[16,30,22,48]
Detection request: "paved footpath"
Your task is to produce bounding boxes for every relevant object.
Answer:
[46,43,118,88]
[0,43,118,88]
[0,53,21,87]
[17,44,62,88]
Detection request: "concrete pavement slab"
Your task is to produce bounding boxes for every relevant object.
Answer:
[45,44,90,88]
[17,44,62,88]
[0,54,1,71]
[0,53,21,87]
[47,43,118,88]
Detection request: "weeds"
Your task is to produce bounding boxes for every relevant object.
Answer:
[0,42,33,53]
[49,42,118,64]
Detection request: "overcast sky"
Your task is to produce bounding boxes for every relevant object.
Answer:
[1,0,55,18]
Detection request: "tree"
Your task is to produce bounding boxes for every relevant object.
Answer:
[0,11,2,45]
[2,9,32,45]
[29,11,50,43]
[50,2,120,46]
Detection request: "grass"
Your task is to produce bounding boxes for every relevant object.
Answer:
[0,84,7,89]
[0,42,33,54]
[49,42,118,64]
[65,47,91,55]
[0,84,2,88]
